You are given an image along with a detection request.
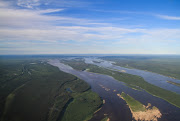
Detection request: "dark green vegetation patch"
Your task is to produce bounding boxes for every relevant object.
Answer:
[62,90,102,121]
[121,92,146,112]
[0,58,102,121]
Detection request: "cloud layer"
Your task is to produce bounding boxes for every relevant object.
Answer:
[0,0,180,54]
[156,14,180,20]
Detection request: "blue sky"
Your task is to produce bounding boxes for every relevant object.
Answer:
[0,0,180,55]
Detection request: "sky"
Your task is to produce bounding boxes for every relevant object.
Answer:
[0,0,180,55]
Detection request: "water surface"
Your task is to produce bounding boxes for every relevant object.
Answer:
[85,58,180,94]
[48,59,180,121]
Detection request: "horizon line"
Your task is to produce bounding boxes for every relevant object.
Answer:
[0,54,180,56]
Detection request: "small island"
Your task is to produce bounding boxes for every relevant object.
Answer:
[117,92,162,121]
[167,80,180,87]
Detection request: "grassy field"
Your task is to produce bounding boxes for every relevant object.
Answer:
[121,92,146,112]
[62,59,180,108]
[0,58,102,121]
[101,56,180,80]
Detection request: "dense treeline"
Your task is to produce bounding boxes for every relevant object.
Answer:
[0,58,101,121]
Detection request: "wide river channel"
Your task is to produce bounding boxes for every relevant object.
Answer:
[85,58,180,94]
[48,58,180,121]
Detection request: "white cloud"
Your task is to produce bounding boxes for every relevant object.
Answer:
[16,0,91,9]
[0,27,141,42]
[44,0,91,8]
[114,28,180,45]
[0,1,10,7]
[0,6,102,29]
[38,9,64,13]
[17,0,41,8]
[1,1,141,42]
[0,1,180,54]
[156,14,180,20]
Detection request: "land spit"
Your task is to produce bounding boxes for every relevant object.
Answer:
[117,94,162,121]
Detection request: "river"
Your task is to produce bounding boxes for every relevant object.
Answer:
[48,59,180,121]
[84,58,180,94]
